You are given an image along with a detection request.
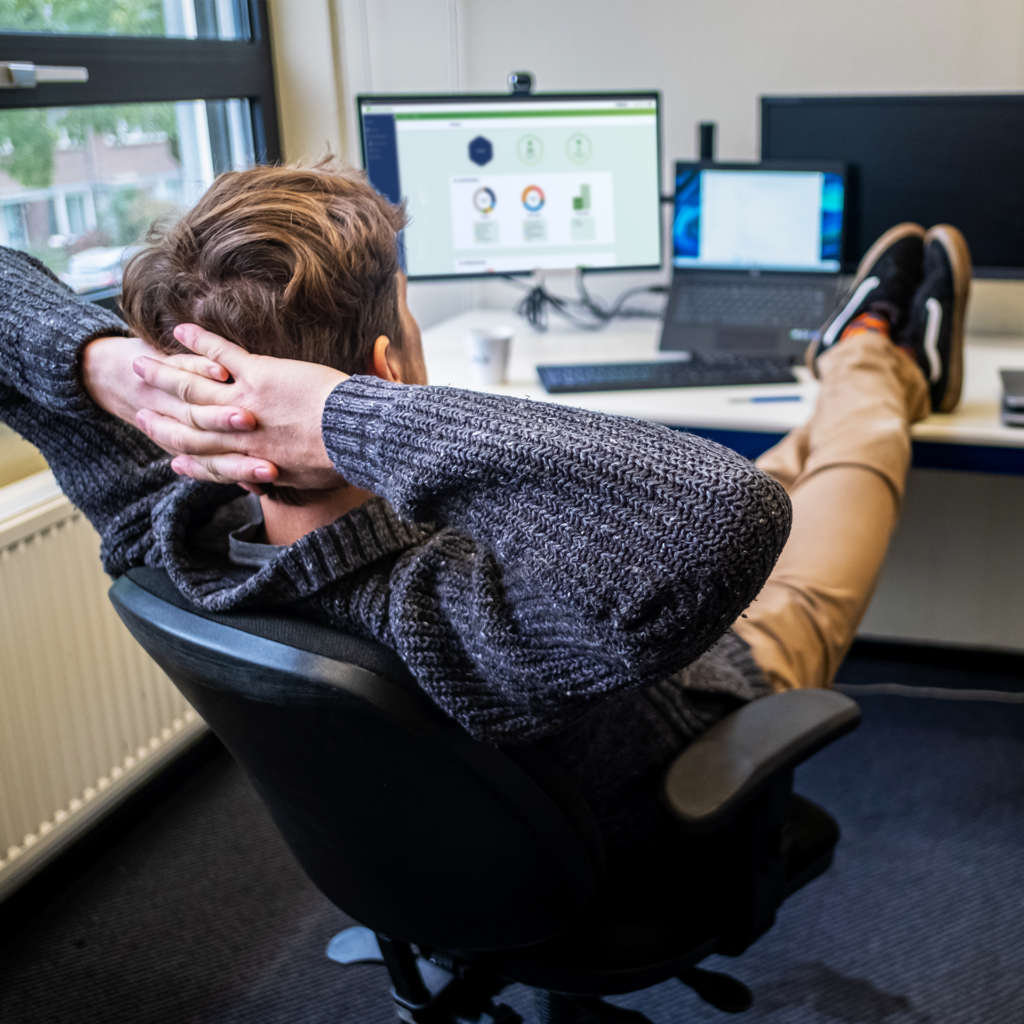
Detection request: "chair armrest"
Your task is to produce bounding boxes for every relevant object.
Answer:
[663,689,860,833]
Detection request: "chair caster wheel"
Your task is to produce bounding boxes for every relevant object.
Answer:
[535,991,654,1023]
[677,966,753,1013]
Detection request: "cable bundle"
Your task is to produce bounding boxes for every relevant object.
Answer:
[507,272,667,332]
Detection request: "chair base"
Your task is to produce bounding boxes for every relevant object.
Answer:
[327,927,753,1023]
[328,926,523,1023]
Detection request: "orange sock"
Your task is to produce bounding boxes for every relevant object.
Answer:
[839,311,890,342]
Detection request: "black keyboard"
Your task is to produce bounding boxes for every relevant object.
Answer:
[536,356,797,394]
[671,281,830,328]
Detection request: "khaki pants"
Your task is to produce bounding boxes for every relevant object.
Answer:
[731,327,930,691]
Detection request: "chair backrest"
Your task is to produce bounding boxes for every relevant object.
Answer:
[110,568,603,951]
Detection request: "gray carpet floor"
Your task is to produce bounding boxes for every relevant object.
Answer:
[2,654,1023,1023]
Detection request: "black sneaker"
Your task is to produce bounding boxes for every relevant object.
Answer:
[895,224,972,413]
[806,222,925,371]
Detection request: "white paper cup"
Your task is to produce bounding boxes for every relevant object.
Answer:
[466,326,514,385]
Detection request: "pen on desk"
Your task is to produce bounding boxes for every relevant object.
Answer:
[727,395,805,404]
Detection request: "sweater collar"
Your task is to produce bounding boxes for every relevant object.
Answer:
[152,481,432,611]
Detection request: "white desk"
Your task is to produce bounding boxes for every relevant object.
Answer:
[422,312,1024,651]
[423,311,1024,471]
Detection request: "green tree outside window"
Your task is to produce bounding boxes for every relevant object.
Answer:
[0,0,165,36]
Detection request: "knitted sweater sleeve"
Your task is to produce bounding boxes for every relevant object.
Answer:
[320,376,792,740]
[0,245,174,572]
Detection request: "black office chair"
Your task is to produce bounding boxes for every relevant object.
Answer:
[110,567,859,1024]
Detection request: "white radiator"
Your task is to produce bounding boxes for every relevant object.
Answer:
[0,471,206,900]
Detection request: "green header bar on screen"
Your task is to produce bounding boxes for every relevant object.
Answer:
[392,108,654,121]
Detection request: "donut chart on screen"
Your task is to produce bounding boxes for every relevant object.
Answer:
[473,186,496,214]
[521,185,545,212]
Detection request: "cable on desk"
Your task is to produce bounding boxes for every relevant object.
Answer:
[502,270,668,332]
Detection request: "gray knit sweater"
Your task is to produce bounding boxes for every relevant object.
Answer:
[0,246,790,849]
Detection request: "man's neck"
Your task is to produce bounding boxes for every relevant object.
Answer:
[259,484,375,547]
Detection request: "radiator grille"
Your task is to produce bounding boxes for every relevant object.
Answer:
[0,474,204,897]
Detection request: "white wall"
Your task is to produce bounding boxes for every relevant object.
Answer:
[267,0,346,163]
[270,0,1024,330]
[455,0,1024,162]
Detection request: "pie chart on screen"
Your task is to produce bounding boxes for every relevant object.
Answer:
[473,186,496,214]
[521,185,545,212]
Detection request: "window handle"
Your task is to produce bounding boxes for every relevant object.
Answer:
[0,62,89,88]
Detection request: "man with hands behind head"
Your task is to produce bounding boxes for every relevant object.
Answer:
[0,158,968,853]
[1,160,789,851]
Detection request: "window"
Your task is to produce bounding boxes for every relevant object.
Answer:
[0,1,279,294]
[0,97,256,288]
[0,0,281,484]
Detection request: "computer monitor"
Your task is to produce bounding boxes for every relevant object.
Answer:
[761,94,1024,278]
[357,92,662,280]
[672,161,845,274]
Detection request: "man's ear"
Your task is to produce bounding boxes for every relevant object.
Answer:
[368,335,404,383]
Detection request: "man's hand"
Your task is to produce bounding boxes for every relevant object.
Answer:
[81,334,256,438]
[131,324,347,490]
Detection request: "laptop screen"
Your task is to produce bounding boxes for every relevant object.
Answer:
[673,163,844,273]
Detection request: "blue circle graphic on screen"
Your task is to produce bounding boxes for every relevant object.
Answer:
[521,185,545,212]
[473,187,496,214]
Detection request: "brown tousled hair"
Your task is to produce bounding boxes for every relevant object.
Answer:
[121,156,408,373]
[120,157,408,504]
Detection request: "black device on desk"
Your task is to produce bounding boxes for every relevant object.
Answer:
[659,160,846,360]
[761,94,1024,278]
[1000,370,1024,426]
[537,354,796,394]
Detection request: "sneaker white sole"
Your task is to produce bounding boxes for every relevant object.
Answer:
[925,224,972,413]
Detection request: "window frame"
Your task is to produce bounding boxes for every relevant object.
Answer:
[0,0,280,163]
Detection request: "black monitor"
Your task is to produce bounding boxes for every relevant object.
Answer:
[357,92,662,280]
[761,94,1024,278]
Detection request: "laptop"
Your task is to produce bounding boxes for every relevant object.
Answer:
[660,161,847,362]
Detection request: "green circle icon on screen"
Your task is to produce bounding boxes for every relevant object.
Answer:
[521,185,545,212]
[517,134,543,165]
[473,187,496,214]
[567,133,592,163]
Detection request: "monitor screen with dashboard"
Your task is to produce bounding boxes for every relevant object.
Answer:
[673,162,846,274]
[357,92,662,280]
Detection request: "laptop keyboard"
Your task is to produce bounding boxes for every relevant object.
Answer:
[672,282,831,328]
[537,356,797,394]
